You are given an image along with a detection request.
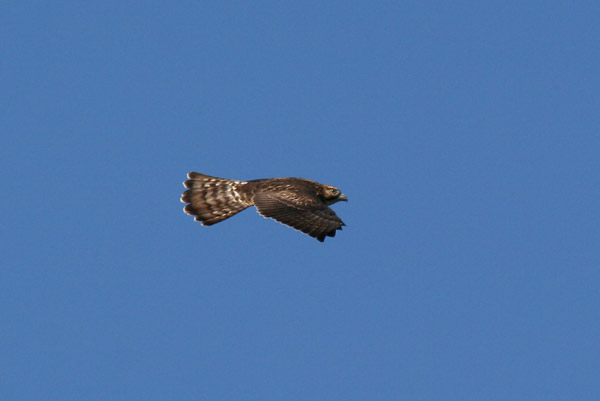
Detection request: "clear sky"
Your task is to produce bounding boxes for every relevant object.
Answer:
[2,1,599,400]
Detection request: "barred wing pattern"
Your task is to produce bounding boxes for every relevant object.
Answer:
[253,190,345,242]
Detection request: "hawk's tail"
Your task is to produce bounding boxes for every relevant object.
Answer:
[181,172,250,226]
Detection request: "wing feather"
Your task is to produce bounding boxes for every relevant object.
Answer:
[253,190,345,242]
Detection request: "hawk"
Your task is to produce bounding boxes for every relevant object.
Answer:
[181,172,348,242]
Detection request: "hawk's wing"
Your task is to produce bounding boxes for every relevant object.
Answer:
[253,189,345,242]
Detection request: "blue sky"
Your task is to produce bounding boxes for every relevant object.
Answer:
[2,1,599,400]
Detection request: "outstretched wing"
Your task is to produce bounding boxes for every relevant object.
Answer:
[253,189,345,242]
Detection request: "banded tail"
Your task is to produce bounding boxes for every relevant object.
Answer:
[181,172,251,225]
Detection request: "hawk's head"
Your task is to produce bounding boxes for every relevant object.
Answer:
[321,185,348,205]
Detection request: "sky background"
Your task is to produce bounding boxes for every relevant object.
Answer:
[2,1,599,400]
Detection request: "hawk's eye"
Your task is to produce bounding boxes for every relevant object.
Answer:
[330,188,339,195]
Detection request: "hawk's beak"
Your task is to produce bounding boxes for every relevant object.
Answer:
[339,193,348,202]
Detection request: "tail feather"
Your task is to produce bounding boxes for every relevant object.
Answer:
[181,172,250,225]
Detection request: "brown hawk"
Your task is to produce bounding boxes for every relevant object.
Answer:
[181,172,348,242]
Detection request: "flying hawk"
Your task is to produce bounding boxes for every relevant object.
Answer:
[181,172,347,242]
